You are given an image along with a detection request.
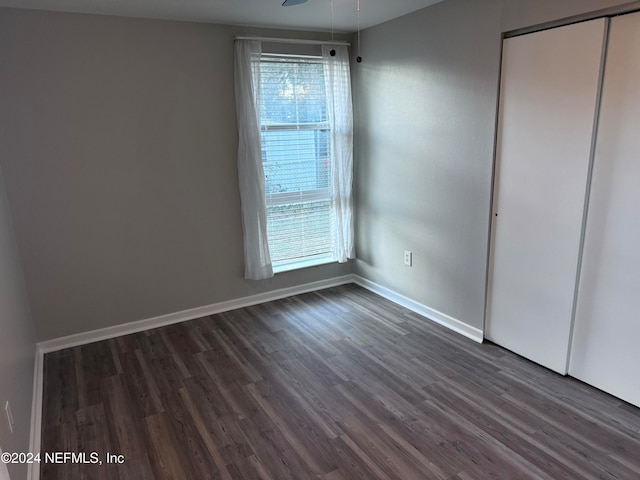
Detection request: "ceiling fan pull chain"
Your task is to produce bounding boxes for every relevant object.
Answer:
[330,0,336,56]
[357,0,362,62]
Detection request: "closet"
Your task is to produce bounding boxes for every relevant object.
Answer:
[486,11,640,408]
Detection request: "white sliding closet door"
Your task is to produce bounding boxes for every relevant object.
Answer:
[570,12,640,407]
[486,19,606,374]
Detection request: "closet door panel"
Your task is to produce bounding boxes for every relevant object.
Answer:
[486,19,606,374]
[570,12,640,407]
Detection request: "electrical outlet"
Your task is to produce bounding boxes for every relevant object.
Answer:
[4,401,14,435]
[404,250,412,267]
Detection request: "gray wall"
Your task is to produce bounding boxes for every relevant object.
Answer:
[0,8,351,341]
[0,165,36,479]
[352,0,638,332]
[353,0,503,331]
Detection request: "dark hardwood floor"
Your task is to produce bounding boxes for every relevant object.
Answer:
[41,284,640,479]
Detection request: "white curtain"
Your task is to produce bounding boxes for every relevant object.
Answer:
[322,45,355,263]
[234,39,274,280]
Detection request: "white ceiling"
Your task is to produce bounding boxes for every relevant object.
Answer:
[0,0,444,33]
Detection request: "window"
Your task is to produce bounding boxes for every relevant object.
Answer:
[258,54,334,271]
[234,40,353,280]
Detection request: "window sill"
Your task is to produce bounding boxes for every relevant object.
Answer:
[273,254,335,274]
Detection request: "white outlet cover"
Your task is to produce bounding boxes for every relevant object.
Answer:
[4,402,13,435]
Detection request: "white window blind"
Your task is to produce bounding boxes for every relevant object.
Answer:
[258,54,334,268]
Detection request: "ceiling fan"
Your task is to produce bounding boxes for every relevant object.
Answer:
[282,0,308,6]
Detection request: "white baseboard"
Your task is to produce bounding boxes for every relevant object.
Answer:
[38,274,484,354]
[38,274,356,354]
[27,346,43,480]
[30,272,482,480]
[352,275,484,343]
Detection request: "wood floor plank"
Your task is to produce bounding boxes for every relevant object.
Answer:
[423,380,584,480]
[40,285,640,479]
[75,403,119,480]
[238,412,317,480]
[42,349,78,428]
[177,387,236,480]
[145,412,199,479]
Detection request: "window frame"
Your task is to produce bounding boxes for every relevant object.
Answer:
[257,53,337,272]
